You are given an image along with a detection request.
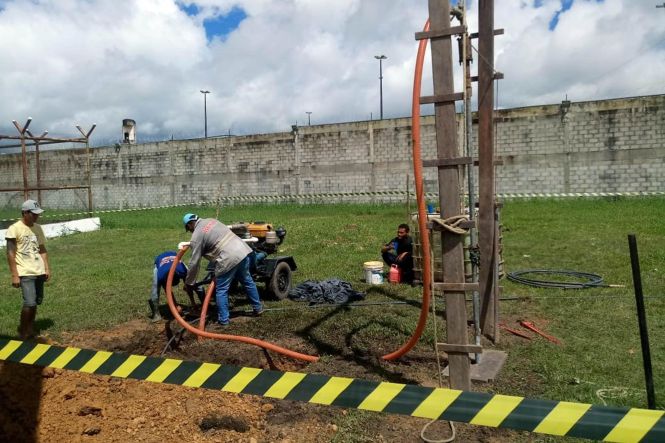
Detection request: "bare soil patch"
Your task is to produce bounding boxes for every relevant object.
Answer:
[0,317,534,442]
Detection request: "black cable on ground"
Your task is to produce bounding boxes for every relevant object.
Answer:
[507,269,604,289]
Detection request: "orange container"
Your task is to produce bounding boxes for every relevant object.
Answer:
[389,265,401,284]
[247,222,273,238]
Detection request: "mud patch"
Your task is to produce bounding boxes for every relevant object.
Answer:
[199,414,250,432]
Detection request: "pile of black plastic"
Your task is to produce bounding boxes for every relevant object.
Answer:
[288,279,365,304]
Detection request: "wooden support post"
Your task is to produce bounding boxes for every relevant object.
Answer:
[478,0,499,341]
[427,0,470,390]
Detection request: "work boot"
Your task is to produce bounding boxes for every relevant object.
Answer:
[148,300,162,322]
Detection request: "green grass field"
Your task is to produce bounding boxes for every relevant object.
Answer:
[1,198,664,411]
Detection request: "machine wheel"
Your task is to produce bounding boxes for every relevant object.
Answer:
[268,262,292,300]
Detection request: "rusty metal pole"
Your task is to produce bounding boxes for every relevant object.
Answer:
[35,140,42,203]
[77,124,96,215]
[3,120,93,206]
[477,0,498,341]
[13,121,31,201]
[86,139,93,215]
[20,136,29,200]
[428,0,471,390]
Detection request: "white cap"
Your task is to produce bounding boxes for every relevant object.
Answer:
[21,200,44,214]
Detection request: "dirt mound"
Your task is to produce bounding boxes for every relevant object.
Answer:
[1,318,521,442]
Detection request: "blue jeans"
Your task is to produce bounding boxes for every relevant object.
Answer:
[215,255,262,324]
[20,275,45,307]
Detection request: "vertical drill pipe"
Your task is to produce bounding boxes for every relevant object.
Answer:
[628,234,656,409]
[461,8,482,364]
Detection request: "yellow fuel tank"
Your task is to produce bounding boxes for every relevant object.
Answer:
[247,222,273,239]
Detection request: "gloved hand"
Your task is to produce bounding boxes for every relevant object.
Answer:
[178,241,191,250]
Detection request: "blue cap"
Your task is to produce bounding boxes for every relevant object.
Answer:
[183,213,198,227]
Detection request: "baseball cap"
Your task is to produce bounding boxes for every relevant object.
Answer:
[21,199,44,214]
[182,213,199,229]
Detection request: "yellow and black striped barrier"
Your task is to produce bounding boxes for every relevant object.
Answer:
[0,338,662,442]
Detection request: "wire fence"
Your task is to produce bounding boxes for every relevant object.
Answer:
[2,190,664,224]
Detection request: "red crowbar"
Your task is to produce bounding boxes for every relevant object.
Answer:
[519,321,561,345]
[499,323,532,340]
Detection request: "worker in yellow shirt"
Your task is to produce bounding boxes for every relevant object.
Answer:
[5,200,51,340]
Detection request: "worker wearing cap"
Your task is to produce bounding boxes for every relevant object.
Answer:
[182,213,263,326]
[5,199,51,340]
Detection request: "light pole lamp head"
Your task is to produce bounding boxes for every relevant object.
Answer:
[200,90,210,94]
[374,55,387,60]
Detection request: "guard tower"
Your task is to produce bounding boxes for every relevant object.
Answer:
[122,119,136,144]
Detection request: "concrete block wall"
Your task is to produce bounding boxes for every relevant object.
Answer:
[0,94,663,210]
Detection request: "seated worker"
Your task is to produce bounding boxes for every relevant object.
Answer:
[149,250,189,322]
[381,223,414,284]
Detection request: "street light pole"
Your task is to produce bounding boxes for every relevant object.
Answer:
[200,90,210,138]
[374,55,387,119]
[305,111,312,126]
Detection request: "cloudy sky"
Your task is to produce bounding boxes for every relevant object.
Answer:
[0,0,663,146]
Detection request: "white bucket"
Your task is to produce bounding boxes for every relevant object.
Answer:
[363,261,384,285]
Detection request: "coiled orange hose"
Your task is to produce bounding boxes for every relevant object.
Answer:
[382,19,432,361]
[166,246,319,362]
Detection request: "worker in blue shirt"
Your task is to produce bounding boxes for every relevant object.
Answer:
[149,251,188,322]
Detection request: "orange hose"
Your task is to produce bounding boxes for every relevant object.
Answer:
[197,276,216,334]
[382,19,432,361]
[166,247,319,362]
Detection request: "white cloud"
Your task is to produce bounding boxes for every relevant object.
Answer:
[0,0,662,146]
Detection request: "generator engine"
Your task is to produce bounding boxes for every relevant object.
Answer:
[229,222,286,255]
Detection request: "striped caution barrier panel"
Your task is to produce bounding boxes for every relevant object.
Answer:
[0,338,662,441]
